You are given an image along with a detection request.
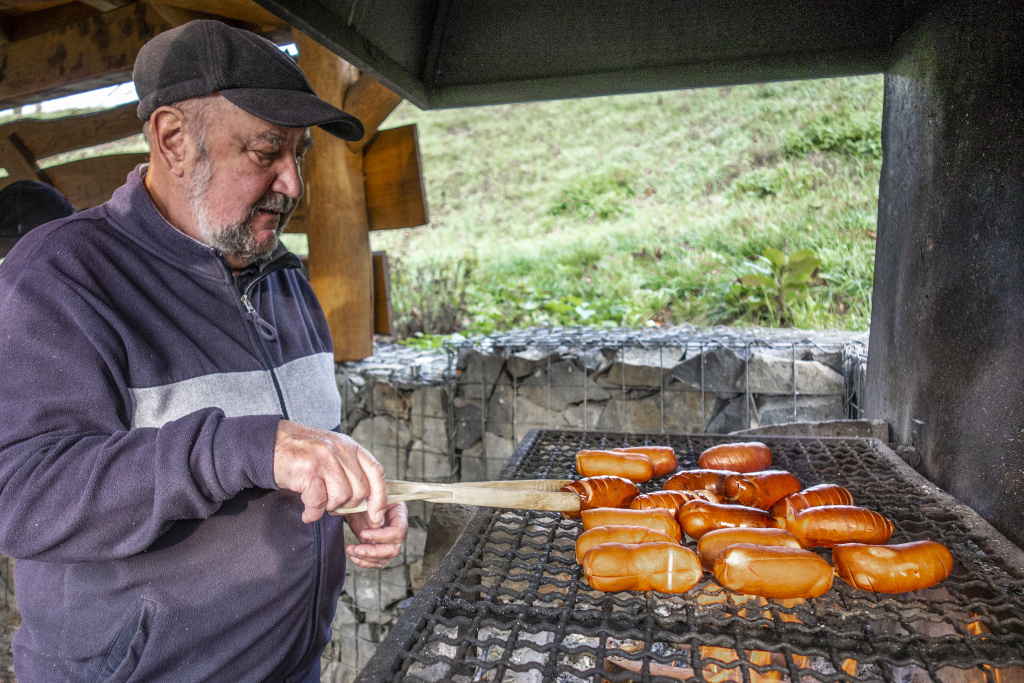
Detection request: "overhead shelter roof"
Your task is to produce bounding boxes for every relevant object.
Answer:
[251,0,937,109]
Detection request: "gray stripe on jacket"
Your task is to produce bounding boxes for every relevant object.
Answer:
[130,353,341,430]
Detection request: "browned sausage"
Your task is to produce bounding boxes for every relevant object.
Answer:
[560,476,639,518]
[629,490,718,515]
[581,507,682,541]
[698,442,772,473]
[781,505,894,548]
[612,446,678,477]
[697,527,803,570]
[770,483,855,518]
[676,500,778,540]
[576,525,678,559]
[833,540,954,593]
[575,450,654,483]
[583,542,702,593]
[663,469,731,497]
[723,471,802,509]
[713,544,834,599]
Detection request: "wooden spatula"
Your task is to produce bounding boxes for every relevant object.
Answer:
[334,478,579,514]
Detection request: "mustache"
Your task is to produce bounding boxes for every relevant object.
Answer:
[251,192,295,216]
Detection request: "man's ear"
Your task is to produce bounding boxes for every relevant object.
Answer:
[148,106,189,178]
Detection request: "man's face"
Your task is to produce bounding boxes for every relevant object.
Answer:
[184,99,311,269]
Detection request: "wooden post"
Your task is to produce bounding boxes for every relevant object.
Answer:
[293,30,374,361]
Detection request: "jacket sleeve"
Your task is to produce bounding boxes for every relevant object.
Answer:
[0,261,281,563]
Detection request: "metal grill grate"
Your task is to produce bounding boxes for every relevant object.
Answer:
[358,431,1024,683]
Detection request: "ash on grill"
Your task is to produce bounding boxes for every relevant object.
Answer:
[358,431,1024,683]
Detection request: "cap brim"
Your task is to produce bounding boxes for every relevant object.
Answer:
[222,88,365,142]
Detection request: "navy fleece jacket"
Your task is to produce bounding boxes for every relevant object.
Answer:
[0,166,346,682]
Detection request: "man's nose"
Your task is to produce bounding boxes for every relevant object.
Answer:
[273,156,304,199]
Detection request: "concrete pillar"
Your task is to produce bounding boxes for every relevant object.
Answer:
[866,1,1024,547]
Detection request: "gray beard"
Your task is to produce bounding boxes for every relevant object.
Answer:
[186,157,294,267]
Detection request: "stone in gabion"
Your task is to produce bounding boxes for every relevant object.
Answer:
[349,415,413,479]
[519,360,610,409]
[451,398,484,451]
[599,347,684,388]
[410,386,448,453]
[563,402,606,430]
[505,345,561,378]
[756,394,845,426]
[459,432,516,481]
[671,346,746,393]
[405,440,453,481]
[344,564,409,613]
[456,348,505,400]
[744,352,845,395]
[705,395,759,433]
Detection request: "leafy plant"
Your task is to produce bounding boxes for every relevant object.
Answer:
[721,247,823,326]
[781,116,882,159]
[390,257,475,338]
[549,169,637,220]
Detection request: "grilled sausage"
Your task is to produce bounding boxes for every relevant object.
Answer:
[697,527,803,571]
[723,471,802,509]
[770,484,855,518]
[713,544,834,599]
[575,525,678,560]
[581,507,682,541]
[575,450,654,483]
[583,542,702,593]
[612,446,678,477]
[698,442,772,473]
[663,469,731,497]
[676,500,778,540]
[833,541,954,593]
[780,505,894,548]
[630,490,718,515]
[560,476,639,518]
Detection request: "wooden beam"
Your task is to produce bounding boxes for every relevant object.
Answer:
[77,0,132,12]
[372,251,395,337]
[0,102,141,162]
[0,3,100,43]
[363,124,428,232]
[293,29,374,362]
[0,2,177,109]
[158,0,286,33]
[0,132,50,184]
[343,74,403,152]
[0,152,149,209]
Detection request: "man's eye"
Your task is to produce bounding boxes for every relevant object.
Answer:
[255,150,277,162]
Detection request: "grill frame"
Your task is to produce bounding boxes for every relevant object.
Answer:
[356,430,1024,683]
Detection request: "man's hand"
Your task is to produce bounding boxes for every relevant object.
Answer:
[273,420,387,525]
[345,503,409,569]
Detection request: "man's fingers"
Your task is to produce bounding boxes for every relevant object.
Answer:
[355,447,387,526]
[299,478,329,523]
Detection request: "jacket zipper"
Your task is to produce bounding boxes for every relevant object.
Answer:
[232,256,325,673]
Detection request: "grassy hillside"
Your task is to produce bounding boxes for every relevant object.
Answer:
[369,75,884,341]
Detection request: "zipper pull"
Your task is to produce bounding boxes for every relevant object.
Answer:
[241,294,278,341]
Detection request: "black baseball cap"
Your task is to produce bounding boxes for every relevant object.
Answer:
[0,180,76,257]
[133,20,364,142]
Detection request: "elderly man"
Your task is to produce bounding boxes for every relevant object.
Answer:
[0,20,406,682]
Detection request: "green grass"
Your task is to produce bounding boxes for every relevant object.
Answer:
[371,76,883,337]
